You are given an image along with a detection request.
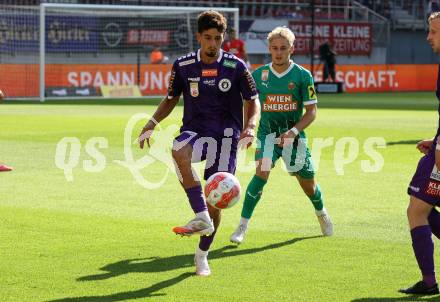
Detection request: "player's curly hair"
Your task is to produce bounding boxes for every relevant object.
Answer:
[197,10,227,34]
[267,26,295,47]
[429,12,440,23]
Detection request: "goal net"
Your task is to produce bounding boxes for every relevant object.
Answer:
[0,4,238,100]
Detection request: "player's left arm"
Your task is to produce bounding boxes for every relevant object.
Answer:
[240,99,260,148]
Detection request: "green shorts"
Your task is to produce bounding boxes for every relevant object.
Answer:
[255,132,315,179]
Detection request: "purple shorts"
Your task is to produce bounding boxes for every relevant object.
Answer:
[173,130,238,180]
[408,152,440,205]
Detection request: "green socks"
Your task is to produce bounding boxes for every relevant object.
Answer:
[308,184,324,211]
[241,176,324,218]
[241,175,267,219]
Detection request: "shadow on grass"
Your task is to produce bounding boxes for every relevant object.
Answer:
[47,235,320,302]
[352,295,440,301]
[77,235,320,282]
[47,272,192,301]
[387,140,421,146]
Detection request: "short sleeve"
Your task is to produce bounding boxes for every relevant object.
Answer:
[239,64,258,101]
[167,60,183,99]
[302,70,317,106]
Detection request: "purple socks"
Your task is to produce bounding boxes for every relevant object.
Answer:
[411,225,437,286]
[185,186,207,214]
[428,208,440,239]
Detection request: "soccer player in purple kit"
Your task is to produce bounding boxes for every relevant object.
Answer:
[400,12,440,295]
[138,10,260,276]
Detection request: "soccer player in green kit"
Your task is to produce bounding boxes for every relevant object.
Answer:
[230,26,333,244]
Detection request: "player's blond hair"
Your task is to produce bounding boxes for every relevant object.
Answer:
[267,26,295,47]
[428,12,440,24]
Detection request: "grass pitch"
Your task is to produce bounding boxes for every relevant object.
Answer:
[1,92,440,302]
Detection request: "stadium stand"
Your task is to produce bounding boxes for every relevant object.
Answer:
[6,0,428,25]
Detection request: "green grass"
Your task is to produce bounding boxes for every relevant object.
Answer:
[1,92,440,301]
[3,92,438,110]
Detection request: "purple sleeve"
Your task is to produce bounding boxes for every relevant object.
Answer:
[238,63,258,101]
[167,61,184,99]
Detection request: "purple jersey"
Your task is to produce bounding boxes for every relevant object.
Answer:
[167,49,258,138]
[408,64,440,204]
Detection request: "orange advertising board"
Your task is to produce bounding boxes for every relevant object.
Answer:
[0,63,438,97]
[308,64,437,92]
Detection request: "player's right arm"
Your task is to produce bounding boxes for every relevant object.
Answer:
[139,96,179,149]
[139,61,183,149]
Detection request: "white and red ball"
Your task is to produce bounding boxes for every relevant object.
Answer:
[204,172,241,209]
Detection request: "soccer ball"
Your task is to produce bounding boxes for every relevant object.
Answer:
[204,172,241,209]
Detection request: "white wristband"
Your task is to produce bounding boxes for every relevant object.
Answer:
[436,141,440,151]
[290,127,299,136]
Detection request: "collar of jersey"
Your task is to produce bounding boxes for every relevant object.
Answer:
[269,60,294,78]
[197,49,223,64]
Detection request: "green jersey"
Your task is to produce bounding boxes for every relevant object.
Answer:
[252,61,317,137]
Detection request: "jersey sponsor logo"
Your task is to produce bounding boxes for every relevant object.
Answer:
[261,70,269,81]
[188,77,200,82]
[431,165,440,182]
[203,79,216,86]
[223,53,237,60]
[263,94,297,112]
[288,81,295,90]
[179,59,195,66]
[426,180,440,197]
[202,69,218,77]
[219,78,232,92]
[223,59,237,69]
[308,85,317,99]
[190,82,199,97]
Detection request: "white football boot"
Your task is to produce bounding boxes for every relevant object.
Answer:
[230,223,248,244]
[194,247,211,276]
[172,217,214,236]
[316,208,333,236]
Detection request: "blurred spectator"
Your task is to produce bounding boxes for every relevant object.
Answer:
[429,0,440,13]
[383,0,391,19]
[149,46,169,64]
[319,41,337,82]
[223,28,251,68]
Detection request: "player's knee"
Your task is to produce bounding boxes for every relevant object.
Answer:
[172,145,191,163]
[255,159,271,180]
[407,197,431,221]
[255,169,269,180]
[303,184,316,197]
